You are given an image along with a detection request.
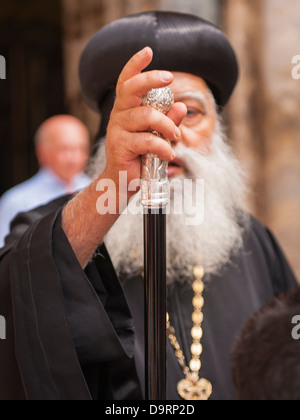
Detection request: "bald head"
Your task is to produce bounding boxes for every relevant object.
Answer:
[35,115,90,184]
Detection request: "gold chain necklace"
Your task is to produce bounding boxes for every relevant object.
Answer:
[167,265,212,401]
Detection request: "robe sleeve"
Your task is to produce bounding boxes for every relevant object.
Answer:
[52,211,135,365]
[0,199,137,400]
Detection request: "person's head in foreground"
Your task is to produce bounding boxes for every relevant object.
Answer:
[80,11,248,283]
[35,115,90,185]
[232,288,300,401]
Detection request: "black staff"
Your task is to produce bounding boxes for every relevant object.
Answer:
[140,87,174,400]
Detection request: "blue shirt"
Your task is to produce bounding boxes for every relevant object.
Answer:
[0,168,91,247]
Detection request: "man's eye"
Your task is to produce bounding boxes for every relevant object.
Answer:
[186,108,203,117]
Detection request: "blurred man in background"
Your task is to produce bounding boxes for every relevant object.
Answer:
[0,115,91,247]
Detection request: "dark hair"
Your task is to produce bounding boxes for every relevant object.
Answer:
[232,288,300,400]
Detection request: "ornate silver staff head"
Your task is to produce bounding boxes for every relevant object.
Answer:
[140,87,174,210]
[141,87,174,113]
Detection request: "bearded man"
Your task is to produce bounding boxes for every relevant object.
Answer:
[0,11,297,401]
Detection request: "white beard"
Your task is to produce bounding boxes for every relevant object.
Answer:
[88,119,250,285]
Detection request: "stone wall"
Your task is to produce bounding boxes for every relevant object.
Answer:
[262,0,300,280]
[61,0,107,139]
[225,0,300,280]
[157,0,221,24]
[224,0,265,217]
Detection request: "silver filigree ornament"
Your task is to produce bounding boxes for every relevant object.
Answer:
[141,87,174,114]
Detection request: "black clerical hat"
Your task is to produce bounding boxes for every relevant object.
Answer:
[79,11,239,137]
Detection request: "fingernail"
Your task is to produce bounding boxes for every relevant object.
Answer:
[171,150,176,160]
[160,71,173,83]
[175,127,181,139]
[138,47,149,57]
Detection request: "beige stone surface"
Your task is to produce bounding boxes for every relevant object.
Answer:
[262,0,300,280]
[225,0,300,281]
[224,0,265,217]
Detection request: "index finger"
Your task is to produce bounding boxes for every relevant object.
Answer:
[117,47,153,88]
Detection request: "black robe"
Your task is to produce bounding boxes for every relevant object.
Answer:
[0,196,297,400]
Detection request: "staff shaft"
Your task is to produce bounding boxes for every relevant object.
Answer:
[144,209,167,400]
